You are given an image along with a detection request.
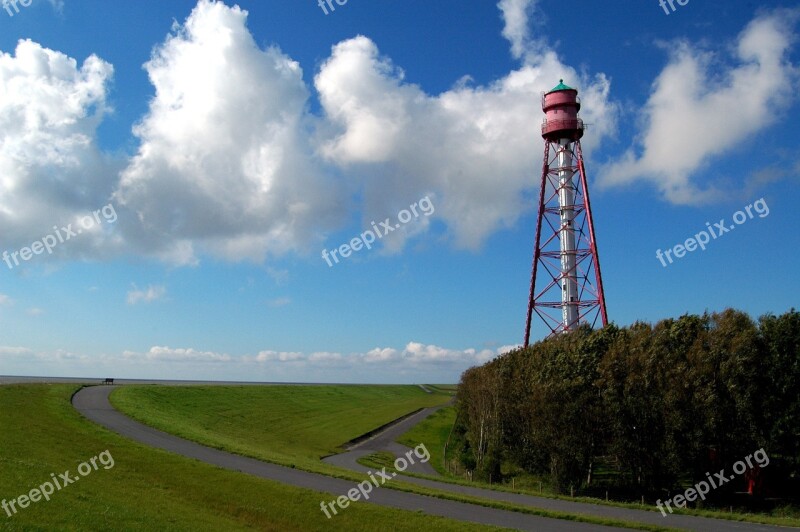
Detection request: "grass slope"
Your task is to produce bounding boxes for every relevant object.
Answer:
[109,385,682,531]
[0,384,500,531]
[111,385,450,475]
[398,405,456,475]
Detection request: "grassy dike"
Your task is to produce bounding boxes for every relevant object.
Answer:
[398,405,457,474]
[110,384,451,477]
[0,384,502,531]
[109,384,684,532]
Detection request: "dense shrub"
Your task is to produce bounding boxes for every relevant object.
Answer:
[455,309,800,504]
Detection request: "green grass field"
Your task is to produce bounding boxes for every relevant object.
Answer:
[398,405,456,475]
[107,385,682,531]
[111,384,451,476]
[0,384,501,531]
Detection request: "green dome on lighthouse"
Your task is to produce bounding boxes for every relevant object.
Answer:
[548,79,574,92]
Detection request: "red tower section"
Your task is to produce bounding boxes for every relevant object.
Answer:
[523,80,608,345]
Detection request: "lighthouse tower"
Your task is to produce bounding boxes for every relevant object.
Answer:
[523,80,608,346]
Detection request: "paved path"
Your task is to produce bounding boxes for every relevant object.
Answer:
[72,385,617,531]
[324,405,793,532]
[325,405,444,476]
[72,385,795,532]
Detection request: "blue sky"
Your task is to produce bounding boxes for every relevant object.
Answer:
[0,0,797,383]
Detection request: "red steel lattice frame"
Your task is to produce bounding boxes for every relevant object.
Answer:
[523,139,608,346]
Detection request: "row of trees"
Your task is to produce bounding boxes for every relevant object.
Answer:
[454,309,799,504]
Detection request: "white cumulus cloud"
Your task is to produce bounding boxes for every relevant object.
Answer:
[598,11,800,204]
[0,0,618,264]
[126,284,165,305]
[0,39,121,260]
[498,0,540,60]
[315,33,616,251]
[114,0,344,265]
[124,346,232,363]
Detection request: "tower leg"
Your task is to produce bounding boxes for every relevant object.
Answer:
[524,141,550,348]
[575,141,608,327]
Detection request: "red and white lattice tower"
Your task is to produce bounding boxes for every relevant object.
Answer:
[523,80,608,346]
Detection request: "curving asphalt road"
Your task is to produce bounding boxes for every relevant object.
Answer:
[73,385,795,532]
[324,405,444,476]
[323,406,792,532]
[73,385,614,531]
